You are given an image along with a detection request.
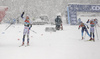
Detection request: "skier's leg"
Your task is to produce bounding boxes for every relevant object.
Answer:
[92,27,95,41]
[89,27,93,41]
[27,28,30,45]
[89,32,92,41]
[93,33,95,41]
[22,27,26,45]
[81,29,84,39]
[22,35,25,45]
[27,35,29,45]
[85,29,90,37]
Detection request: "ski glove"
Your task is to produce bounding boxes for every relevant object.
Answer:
[78,27,80,29]
[29,27,31,30]
[86,20,89,23]
[29,24,32,30]
[87,26,89,29]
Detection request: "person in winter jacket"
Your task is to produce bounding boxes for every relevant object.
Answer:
[55,15,62,30]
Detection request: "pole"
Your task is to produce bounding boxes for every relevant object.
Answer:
[95,26,99,40]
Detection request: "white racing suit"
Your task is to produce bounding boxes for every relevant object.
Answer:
[22,18,32,44]
[87,19,97,41]
[90,26,95,39]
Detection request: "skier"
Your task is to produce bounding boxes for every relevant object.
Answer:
[78,22,90,40]
[55,15,62,30]
[21,12,32,46]
[86,19,99,41]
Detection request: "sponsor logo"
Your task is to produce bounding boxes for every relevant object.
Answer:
[92,6,100,10]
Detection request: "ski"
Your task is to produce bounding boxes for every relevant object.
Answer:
[19,45,24,47]
[30,30,37,33]
[19,45,29,47]
[84,40,95,42]
[25,45,29,47]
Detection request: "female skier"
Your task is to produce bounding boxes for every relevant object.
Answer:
[21,12,32,46]
[87,19,99,41]
[78,22,90,40]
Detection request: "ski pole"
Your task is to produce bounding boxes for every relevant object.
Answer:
[5,23,13,30]
[95,26,99,40]
[30,30,37,34]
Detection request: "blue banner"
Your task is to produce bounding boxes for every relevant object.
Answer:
[68,4,100,25]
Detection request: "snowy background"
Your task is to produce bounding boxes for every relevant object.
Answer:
[0,0,100,24]
[0,0,100,59]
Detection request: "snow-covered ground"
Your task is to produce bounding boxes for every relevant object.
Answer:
[0,24,100,59]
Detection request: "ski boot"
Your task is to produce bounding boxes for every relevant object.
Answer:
[27,42,29,46]
[89,38,92,41]
[82,37,84,40]
[93,38,95,42]
[22,42,24,46]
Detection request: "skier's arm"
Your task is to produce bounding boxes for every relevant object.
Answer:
[29,24,32,30]
[97,23,100,27]
[86,19,90,23]
[21,12,25,18]
[84,24,89,29]
[29,20,32,30]
[95,21,100,27]
[20,12,26,21]
[78,25,81,29]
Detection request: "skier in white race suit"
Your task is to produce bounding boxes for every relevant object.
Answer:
[21,12,32,46]
[87,19,100,41]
